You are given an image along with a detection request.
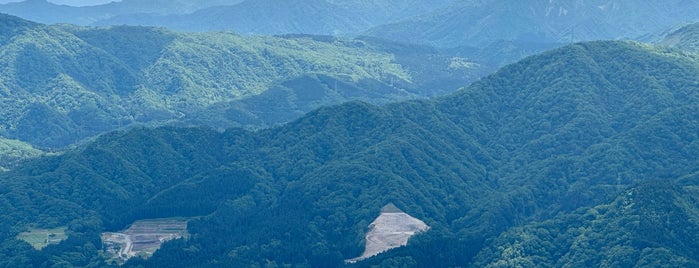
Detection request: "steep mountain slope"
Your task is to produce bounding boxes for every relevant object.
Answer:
[661,22,699,51]
[367,0,699,48]
[1,40,698,266]
[0,12,39,44]
[2,14,470,151]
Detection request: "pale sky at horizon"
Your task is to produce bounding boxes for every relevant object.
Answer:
[0,0,121,6]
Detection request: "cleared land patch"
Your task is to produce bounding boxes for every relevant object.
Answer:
[346,204,429,263]
[101,218,188,264]
[17,227,68,250]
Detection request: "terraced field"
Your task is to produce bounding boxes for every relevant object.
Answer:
[101,218,188,264]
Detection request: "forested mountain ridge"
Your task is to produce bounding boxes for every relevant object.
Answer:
[7,0,696,110]
[0,14,482,154]
[5,0,699,82]
[2,40,699,266]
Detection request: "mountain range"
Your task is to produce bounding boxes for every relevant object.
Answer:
[0,13,485,162]
[0,0,454,34]
[2,1,699,267]
[4,0,699,102]
[4,0,699,48]
[0,0,244,25]
[1,39,698,266]
[367,0,699,47]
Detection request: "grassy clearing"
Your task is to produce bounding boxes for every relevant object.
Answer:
[17,227,68,250]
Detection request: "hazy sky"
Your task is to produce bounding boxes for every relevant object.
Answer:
[0,0,121,6]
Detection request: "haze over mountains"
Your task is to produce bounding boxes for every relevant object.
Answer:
[368,0,699,47]
[3,0,699,46]
[2,0,699,267]
[0,0,117,6]
[0,0,449,31]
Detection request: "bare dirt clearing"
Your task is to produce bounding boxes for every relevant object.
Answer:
[346,204,429,263]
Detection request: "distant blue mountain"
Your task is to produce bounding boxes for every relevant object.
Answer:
[0,0,244,25]
[366,0,699,47]
[0,0,454,35]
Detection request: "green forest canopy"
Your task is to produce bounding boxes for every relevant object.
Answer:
[0,40,698,266]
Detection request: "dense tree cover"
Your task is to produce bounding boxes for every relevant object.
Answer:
[0,14,482,153]
[0,136,44,171]
[1,40,699,266]
[0,12,38,45]
[472,180,699,267]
